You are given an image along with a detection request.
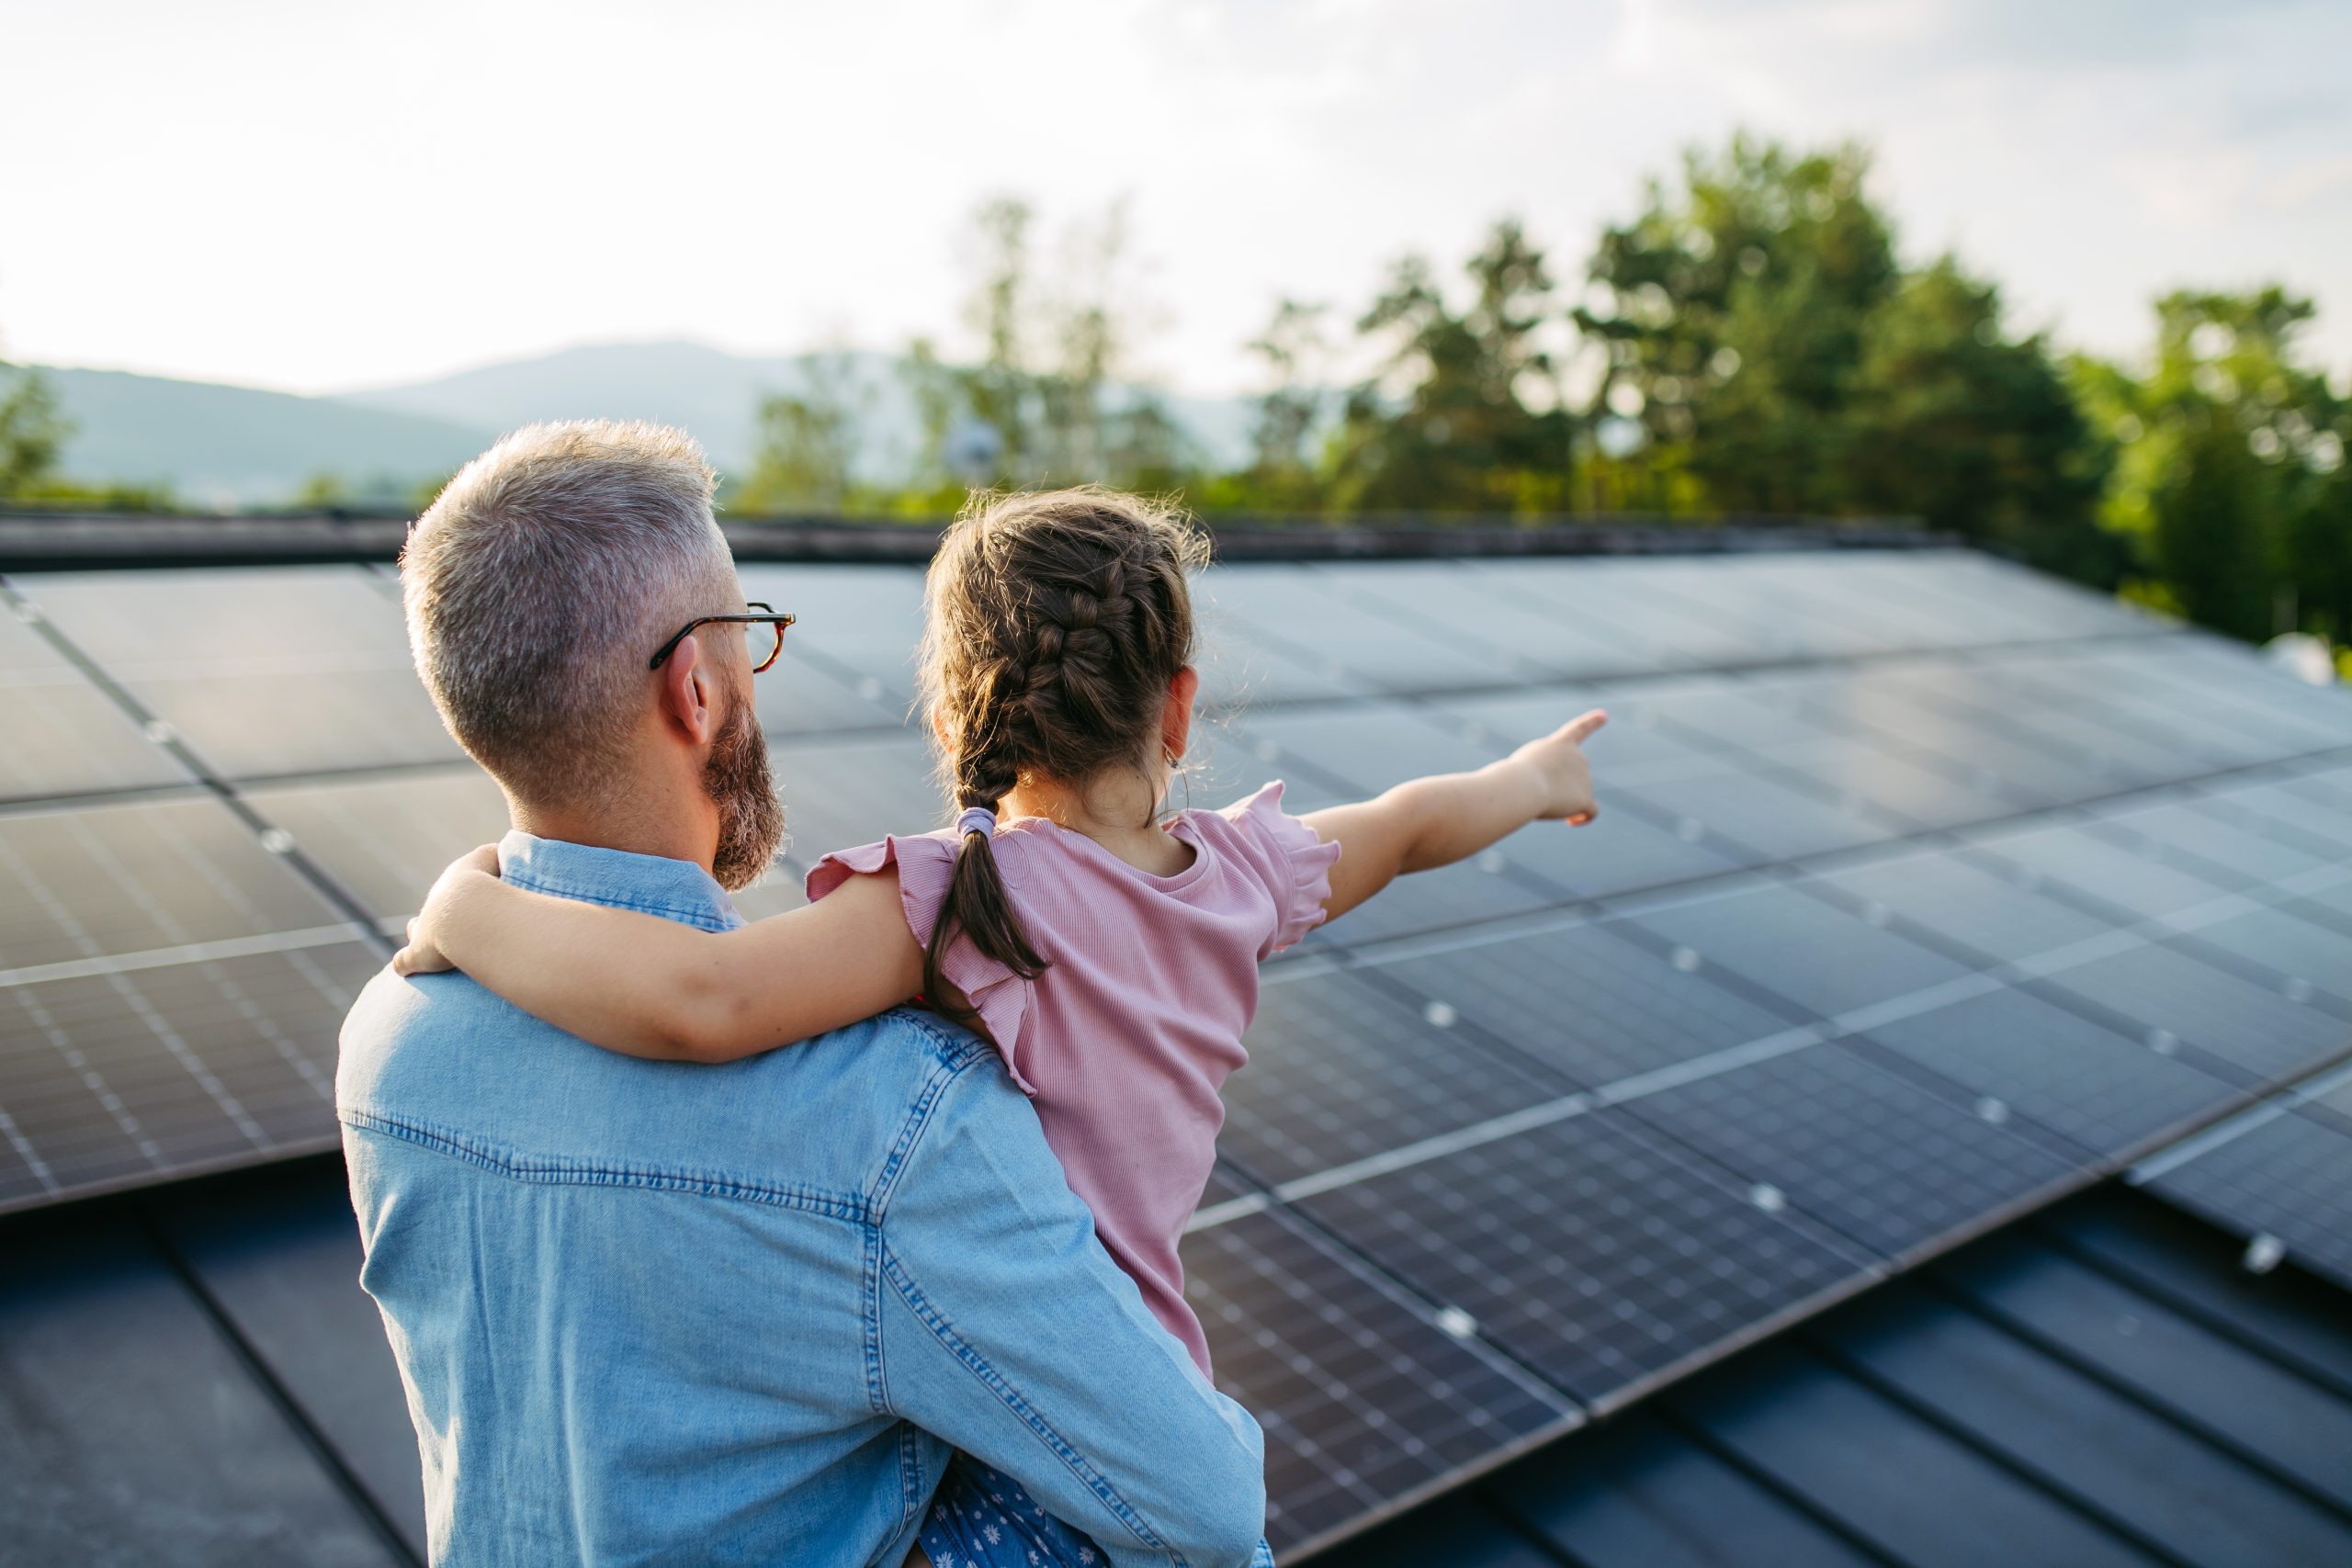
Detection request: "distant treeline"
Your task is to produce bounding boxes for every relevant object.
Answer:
[5,132,2346,655]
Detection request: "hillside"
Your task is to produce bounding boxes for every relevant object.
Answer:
[340,340,1257,479]
[38,366,496,509]
[25,343,1258,508]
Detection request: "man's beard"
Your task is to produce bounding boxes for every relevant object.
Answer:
[705,683,785,892]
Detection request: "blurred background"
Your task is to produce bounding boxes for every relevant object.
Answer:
[3,0,2348,660]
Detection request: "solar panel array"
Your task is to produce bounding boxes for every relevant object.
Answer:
[3,547,2347,1559]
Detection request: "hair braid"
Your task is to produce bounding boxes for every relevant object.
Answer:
[914,487,1210,1036]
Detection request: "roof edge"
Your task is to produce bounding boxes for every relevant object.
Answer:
[0,508,1951,572]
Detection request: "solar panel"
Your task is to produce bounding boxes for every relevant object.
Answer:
[771,732,946,864]
[11,568,463,780]
[752,648,907,737]
[1182,1205,1574,1555]
[0,1213,412,1562]
[0,793,379,1211]
[243,768,513,928]
[1628,769,1905,862]
[1807,849,2117,966]
[1611,1042,2082,1260]
[2030,944,2349,1086]
[1306,560,1663,681]
[0,795,356,969]
[1226,702,1724,903]
[2179,904,2352,993]
[1197,565,1508,695]
[1291,1107,1871,1405]
[2141,1100,2352,1291]
[735,563,926,708]
[1960,821,2233,920]
[1624,883,1978,1023]
[1855,988,2243,1160]
[2199,776,2352,856]
[1,941,380,1211]
[1351,921,1799,1089]
[1776,666,2112,806]
[0,600,192,803]
[0,676,194,805]
[1625,564,1873,661]
[6,545,2352,1555]
[1218,963,1561,1188]
[1769,734,2025,828]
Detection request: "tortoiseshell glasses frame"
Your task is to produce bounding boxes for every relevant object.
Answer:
[649,601,796,673]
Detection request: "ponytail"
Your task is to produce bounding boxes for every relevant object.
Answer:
[914,487,1210,1031]
[924,796,1049,1032]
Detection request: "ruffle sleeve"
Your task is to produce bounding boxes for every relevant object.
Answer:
[807,834,1038,1093]
[1218,781,1343,958]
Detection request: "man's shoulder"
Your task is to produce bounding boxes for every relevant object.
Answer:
[337,967,1012,1203]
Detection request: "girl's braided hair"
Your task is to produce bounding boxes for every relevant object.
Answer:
[917,487,1211,1023]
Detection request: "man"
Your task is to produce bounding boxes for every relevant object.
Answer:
[339,421,1267,1566]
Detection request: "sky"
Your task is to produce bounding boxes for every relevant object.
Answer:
[4,0,2348,400]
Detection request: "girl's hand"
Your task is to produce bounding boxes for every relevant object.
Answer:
[1510,709,1607,825]
[392,843,503,977]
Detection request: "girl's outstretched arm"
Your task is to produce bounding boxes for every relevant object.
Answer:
[1302,709,1605,922]
[391,849,925,1062]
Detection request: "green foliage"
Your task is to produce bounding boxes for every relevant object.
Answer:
[736,352,865,513]
[1580,136,1895,514]
[1845,260,2117,581]
[1,360,71,500]
[895,197,1195,497]
[1328,220,1573,513]
[2075,288,2347,642]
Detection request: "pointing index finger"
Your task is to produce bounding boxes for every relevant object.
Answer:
[1561,708,1608,744]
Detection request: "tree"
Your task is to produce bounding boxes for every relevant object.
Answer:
[0,360,70,500]
[895,195,1175,493]
[737,352,865,513]
[1235,298,1333,511]
[1330,220,1571,513]
[1844,259,2116,578]
[1578,135,1895,515]
[2078,288,2345,640]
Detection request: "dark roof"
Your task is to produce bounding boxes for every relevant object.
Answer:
[1351,1185,2352,1567]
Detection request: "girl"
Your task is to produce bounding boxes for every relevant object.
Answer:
[396,487,1603,1568]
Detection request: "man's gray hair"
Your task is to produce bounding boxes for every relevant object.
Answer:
[403,420,734,806]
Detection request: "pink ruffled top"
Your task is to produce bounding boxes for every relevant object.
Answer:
[807,782,1340,1375]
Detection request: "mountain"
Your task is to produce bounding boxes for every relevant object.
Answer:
[337,342,910,479]
[36,365,497,508]
[339,340,1259,480]
[24,341,1261,509]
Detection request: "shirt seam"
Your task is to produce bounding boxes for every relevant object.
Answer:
[340,1109,874,1221]
[878,1236,1183,1565]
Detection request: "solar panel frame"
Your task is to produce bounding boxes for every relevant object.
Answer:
[1853,987,2245,1161]
[1610,1041,2086,1262]
[1217,962,1566,1189]
[1291,1105,1876,1408]
[2142,1107,2352,1292]
[1622,882,1981,1023]
[1349,919,1804,1090]
[1182,1204,1577,1556]
[12,567,466,782]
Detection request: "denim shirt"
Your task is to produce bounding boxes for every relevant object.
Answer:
[337,831,1267,1568]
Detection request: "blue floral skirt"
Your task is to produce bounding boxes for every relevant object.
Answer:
[917,1451,1276,1567]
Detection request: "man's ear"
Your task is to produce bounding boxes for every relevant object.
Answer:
[658,632,722,748]
[1161,666,1200,764]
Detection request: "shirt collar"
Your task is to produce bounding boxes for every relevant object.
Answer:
[497,829,745,932]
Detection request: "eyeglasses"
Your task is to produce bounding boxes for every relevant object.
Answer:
[649,601,796,673]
